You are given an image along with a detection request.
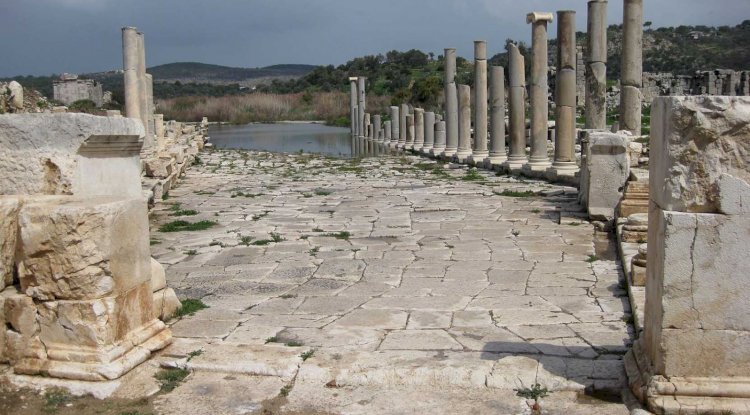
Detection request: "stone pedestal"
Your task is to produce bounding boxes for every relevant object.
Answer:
[630,243,647,287]
[485,66,507,168]
[619,178,650,217]
[503,44,528,172]
[455,84,473,163]
[583,132,630,221]
[469,41,489,165]
[524,12,554,173]
[585,1,608,129]
[621,213,648,243]
[625,96,750,415]
[619,0,643,135]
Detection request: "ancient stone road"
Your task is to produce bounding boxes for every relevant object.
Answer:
[149,149,634,414]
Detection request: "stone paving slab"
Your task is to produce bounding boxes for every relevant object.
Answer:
[150,150,636,413]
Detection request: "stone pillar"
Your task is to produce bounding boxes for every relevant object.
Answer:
[586,0,608,129]
[357,77,366,138]
[442,48,459,159]
[364,113,371,140]
[433,121,447,157]
[349,77,358,136]
[549,10,580,178]
[399,104,408,148]
[373,114,382,143]
[154,113,165,150]
[406,113,415,149]
[136,32,152,148]
[421,111,435,153]
[469,41,489,165]
[121,27,141,123]
[523,12,554,174]
[583,132,630,221]
[383,120,392,144]
[619,0,643,135]
[626,96,750,415]
[455,84,473,163]
[503,44,528,171]
[414,108,425,150]
[145,73,154,137]
[390,106,400,148]
[486,66,507,167]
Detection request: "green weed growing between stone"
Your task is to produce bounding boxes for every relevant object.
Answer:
[174,298,209,318]
[155,368,190,393]
[159,220,217,232]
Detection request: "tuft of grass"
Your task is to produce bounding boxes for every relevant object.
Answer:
[300,349,315,361]
[169,204,199,217]
[155,368,190,393]
[286,340,304,347]
[280,293,297,299]
[585,254,599,263]
[43,388,72,413]
[279,384,292,397]
[309,247,320,256]
[187,350,203,361]
[184,250,198,256]
[462,168,483,181]
[265,336,279,344]
[314,188,332,196]
[159,220,217,232]
[161,192,169,200]
[312,227,324,232]
[150,239,161,245]
[322,231,351,240]
[192,155,203,166]
[494,189,538,198]
[174,298,209,318]
[515,383,549,403]
[239,235,253,246]
[530,209,541,214]
[511,230,521,237]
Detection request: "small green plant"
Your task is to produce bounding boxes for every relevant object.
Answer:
[150,239,161,245]
[303,193,313,198]
[323,231,351,240]
[515,383,549,410]
[239,235,253,246]
[161,191,170,200]
[43,388,72,412]
[187,349,203,361]
[279,384,292,397]
[530,208,541,214]
[286,340,303,347]
[265,336,279,344]
[280,293,297,299]
[314,188,332,196]
[192,155,203,166]
[511,230,521,237]
[585,254,599,263]
[568,222,581,226]
[169,203,198,217]
[174,298,209,318]
[300,349,315,361]
[184,250,198,256]
[270,232,285,242]
[309,247,320,256]
[494,189,538,198]
[312,227,324,232]
[159,220,217,232]
[462,168,483,181]
[155,368,190,393]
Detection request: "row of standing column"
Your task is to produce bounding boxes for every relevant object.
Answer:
[122,26,155,148]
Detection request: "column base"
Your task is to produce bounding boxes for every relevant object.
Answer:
[440,148,458,161]
[418,146,433,155]
[522,160,552,178]
[501,157,528,173]
[454,149,473,164]
[545,163,580,186]
[625,340,750,415]
[483,155,507,170]
[429,147,446,158]
[467,151,489,166]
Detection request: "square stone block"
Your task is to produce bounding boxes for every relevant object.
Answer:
[650,96,750,214]
[17,196,151,301]
[585,132,630,221]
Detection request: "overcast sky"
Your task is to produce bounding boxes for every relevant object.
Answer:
[1,0,748,77]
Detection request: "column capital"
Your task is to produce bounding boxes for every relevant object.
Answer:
[527,12,554,24]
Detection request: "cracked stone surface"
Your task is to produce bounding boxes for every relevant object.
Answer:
[150,149,633,414]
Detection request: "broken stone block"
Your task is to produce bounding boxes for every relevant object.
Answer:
[17,196,151,301]
[621,213,648,243]
[630,244,647,287]
[7,81,23,110]
[153,287,181,321]
[650,96,750,213]
[150,257,166,292]
[2,287,45,363]
[0,196,21,289]
[618,179,649,218]
[144,156,174,178]
[585,132,630,221]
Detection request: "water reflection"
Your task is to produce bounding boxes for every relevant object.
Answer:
[350,136,395,158]
[208,123,354,157]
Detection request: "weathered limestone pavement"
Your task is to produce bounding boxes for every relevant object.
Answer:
[147,150,634,414]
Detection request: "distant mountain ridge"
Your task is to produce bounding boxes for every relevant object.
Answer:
[145,62,317,84]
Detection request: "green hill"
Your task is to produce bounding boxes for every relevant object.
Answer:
[146,62,316,83]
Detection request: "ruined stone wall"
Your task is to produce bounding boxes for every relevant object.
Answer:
[642,69,750,103]
[53,79,104,107]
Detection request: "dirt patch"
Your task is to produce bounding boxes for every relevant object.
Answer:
[0,382,154,415]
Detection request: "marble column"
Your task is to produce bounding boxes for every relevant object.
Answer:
[455,84,473,163]
[399,104,409,148]
[349,77,359,136]
[136,32,152,148]
[390,106,400,148]
[486,66,507,167]
[586,1,608,130]
[145,73,154,137]
[549,10,580,177]
[503,43,528,171]
[384,120,392,144]
[357,77,366,138]
[421,111,435,154]
[121,27,141,124]
[434,121,446,157]
[414,108,425,150]
[620,0,643,135]
[469,41,489,166]
[442,48,459,159]
[364,113,371,140]
[373,114,382,144]
[523,12,554,174]
[406,113,415,149]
